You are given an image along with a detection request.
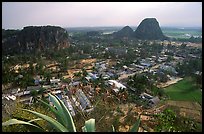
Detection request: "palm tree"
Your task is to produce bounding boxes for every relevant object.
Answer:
[30,87,46,102]
[30,90,39,103]
[82,68,88,77]
[43,70,52,84]
[74,71,82,78]
[38,87,46,98]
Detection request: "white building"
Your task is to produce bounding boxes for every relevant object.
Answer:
[108,80,126,93]
[50,78,61,85]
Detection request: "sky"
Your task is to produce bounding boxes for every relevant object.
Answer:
[2,2,202,29]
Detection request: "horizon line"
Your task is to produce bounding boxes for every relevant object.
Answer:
[2,25,202,30]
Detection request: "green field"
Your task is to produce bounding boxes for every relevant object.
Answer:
[164,77,202,104]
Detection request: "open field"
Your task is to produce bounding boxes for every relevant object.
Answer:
[162,27,202,39]
[167,100,202,122]
[164,77,202,104]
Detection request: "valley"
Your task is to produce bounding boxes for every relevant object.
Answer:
[2,18,202,132]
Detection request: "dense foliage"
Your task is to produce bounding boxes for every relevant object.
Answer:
[127,74,150,94]
[155,108,201,132]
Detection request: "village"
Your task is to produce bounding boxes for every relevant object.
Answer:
[2,39,202,132]
[2,2,202,132]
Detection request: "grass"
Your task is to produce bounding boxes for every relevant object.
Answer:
[164,77,202,104]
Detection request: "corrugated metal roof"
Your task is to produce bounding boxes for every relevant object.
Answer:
[76,89,91,110]
[108,80,126,89]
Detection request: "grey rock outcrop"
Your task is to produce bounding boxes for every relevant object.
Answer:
[113,26,134,38]
[134,18,167,40]
[2,26,70,55]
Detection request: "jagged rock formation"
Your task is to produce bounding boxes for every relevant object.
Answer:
[2,26,70,55]
[113,26,134,38]
[134,18,167,40]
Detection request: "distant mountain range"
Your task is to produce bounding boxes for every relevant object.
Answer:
[2,18,201,55]
[113,18,168,40]
[65,26,201,33]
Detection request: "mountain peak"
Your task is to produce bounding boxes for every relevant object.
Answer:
[113,26,134,38]
[2,26,70,55]
[134,18,167,40]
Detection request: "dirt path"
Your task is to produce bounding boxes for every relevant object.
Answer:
[157,77,183,88]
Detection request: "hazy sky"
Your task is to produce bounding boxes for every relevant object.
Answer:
[2,2,202,29]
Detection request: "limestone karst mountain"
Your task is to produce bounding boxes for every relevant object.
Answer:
[113,26,134,38]
[134,18,168,40]
[2,26,70,55]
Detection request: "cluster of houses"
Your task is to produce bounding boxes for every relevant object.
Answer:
[1,66,168,116]
[83,60,162,106]
[3,39,202,117]
[2,77,94,116]
[2,65,129,116]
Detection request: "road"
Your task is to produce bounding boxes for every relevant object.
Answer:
[157,77,183,88]
[118,64,161,80]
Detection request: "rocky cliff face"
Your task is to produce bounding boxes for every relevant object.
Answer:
[134,18,167,40]
[2,26,70,55]
[113,26,134,38]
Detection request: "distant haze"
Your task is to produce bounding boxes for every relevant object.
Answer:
[2,2,202,30]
